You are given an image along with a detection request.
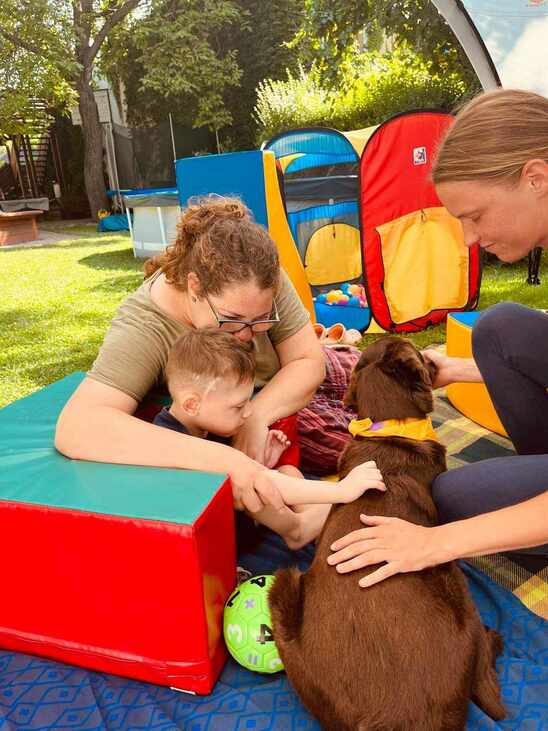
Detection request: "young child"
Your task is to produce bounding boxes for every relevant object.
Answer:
[154,329,385,549]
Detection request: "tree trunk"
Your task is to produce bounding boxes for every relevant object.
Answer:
[77,70,108,220]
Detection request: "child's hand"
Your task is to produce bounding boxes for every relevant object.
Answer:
[263,429,290,469]
[338,462,386,503]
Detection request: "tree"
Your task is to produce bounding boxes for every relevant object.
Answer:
[220,0,304,150]
[102,0,248,139]
[0,0,145,218]
[291,0,479,91]
[102,0,304,151]
[0,1,75,136]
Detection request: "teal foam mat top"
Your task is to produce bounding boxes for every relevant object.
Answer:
[0,373,228,524]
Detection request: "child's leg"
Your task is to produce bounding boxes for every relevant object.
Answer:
[278,464,333,546]
[250,502,331,551]
[251,465,329,549]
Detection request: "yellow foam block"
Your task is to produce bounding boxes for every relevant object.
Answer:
[446,314,508,437]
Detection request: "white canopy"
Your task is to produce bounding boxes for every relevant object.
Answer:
[432,0,548,96]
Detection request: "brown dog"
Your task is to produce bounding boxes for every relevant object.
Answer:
[269,336,505,731]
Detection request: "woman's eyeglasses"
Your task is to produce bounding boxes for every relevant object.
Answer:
[204,294,280,334]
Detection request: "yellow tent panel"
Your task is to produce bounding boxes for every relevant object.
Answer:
[376,207,469,325]
[341,126,378,157]
[304,223,362,287]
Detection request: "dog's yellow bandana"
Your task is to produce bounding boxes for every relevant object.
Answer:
[348,417,438,442]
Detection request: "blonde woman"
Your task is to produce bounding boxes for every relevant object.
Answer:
[329,89,548,587]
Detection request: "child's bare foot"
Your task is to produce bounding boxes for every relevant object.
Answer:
[338,462,386,503]
[283,505,331,550]
[264,429,291,468]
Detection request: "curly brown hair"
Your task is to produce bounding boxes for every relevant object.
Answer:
[144,195,280,295]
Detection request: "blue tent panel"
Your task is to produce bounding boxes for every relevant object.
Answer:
[315,301,372,330]
[265,128,359,175]
[285,152,358,175]
[265,129,359,161]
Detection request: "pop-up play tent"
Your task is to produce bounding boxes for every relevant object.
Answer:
[263,128,366,329]
[264,112,481,333]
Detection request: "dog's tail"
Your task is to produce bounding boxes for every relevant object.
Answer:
[268,567,305,644]
[471,626,506,721]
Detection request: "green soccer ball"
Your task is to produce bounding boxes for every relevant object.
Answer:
[223,574,284,674]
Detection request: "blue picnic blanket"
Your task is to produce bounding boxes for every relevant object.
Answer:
[0,531,546,730]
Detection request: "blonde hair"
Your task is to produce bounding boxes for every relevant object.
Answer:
[165,328,255,396]
[433,89,548,186]
[144,195,280,295]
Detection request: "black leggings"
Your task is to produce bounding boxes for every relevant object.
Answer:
[432,303,548,556]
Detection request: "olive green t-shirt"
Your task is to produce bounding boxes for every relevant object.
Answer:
[87,269,310,402]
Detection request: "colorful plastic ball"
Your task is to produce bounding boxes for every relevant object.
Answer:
[359,297,367,308]
[326,291,340,304]
[317,293,327,304]
[348,284,361,295]
[341,283,351,293]
[223,575,284,674]
[338,294,349,305]
[348,296,361,308]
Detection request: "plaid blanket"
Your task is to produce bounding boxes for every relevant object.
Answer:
[297,345,360,475]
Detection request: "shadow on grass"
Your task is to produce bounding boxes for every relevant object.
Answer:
[78,248,143,271]
[0,239,133,257]
[0,305,117,330]
[92,273,143,293]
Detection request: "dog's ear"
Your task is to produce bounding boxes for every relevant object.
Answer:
[377,341,434,414]
[343,369,359,409]
[343,349,372,410]
[377,341,431,386]
[423,352,439,388]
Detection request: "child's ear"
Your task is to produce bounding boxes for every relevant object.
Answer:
[181,392,202,417]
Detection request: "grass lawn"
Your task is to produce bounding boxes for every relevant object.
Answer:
[1,229,546,407]
[0,231,142,408]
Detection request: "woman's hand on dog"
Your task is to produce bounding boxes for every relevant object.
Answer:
[422,349,483,388]
[421,349,453,388]
[327,514,444,587]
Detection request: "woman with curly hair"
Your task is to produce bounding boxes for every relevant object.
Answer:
[56,196,326,514]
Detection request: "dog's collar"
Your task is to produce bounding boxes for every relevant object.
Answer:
[348,417,438,442]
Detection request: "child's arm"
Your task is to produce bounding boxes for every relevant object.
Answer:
[254,462,385,507]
